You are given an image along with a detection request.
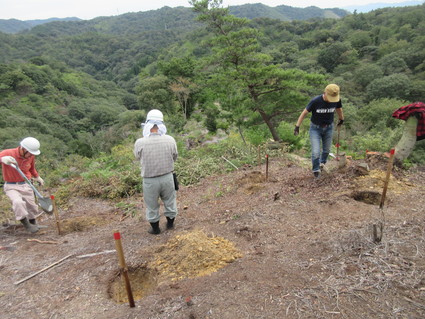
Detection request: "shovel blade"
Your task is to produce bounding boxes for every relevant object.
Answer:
[38,197,53,214]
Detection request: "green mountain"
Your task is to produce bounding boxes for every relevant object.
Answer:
[230,4,348,20]
[0,17,80,34]
[0,4,348,34]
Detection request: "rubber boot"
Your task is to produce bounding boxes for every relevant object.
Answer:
[20,217,39,233]
[29,219,37,225]
[166,217,175,230]
[148,221,161,235]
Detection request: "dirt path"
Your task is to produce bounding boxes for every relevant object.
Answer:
[1,157,424,318]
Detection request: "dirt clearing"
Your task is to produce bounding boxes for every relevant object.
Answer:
[1,156,424,318]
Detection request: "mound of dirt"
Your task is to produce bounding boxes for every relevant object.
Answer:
[149,230,242,282]
[353,169,415,193]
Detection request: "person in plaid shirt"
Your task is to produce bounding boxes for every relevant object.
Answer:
[392,102,425,141]
[134,109,178,235]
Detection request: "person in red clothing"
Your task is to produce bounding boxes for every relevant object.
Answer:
[0,137,45,233]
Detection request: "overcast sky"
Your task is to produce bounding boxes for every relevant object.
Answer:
[0,0,408,20]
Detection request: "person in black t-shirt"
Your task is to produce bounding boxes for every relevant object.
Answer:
[294,84,344,178]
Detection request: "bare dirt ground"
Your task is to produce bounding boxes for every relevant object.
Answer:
[1,155,424,319]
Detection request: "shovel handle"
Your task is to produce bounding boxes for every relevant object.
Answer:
[10,163,44,199]
[336,125,341,159]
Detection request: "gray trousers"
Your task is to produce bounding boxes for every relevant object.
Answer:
[143,173,177,223]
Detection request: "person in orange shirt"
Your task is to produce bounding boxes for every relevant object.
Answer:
[0,137,45,233]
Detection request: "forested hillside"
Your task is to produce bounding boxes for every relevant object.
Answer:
[0,17,80,34]
[0,1,424,191]
[0,4,348,34]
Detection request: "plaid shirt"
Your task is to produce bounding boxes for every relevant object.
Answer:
[392,102,425,141]
[134,133,178,178]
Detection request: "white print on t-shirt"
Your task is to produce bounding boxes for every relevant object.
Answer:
[316,108,335,113]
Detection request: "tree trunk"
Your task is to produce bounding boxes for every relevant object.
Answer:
[394,116,418,162]
[258,109,281,142]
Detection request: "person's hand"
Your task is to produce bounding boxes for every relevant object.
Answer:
[34,176,44,186]
[337,119,344,126]
[294,126,300,136]
[1,156,17,165]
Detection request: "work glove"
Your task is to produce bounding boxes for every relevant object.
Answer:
[337,119,344,127]
[294,126,300,136]
[1,156,17,165]
[34,176,44,186]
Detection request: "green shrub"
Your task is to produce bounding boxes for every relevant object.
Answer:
[277,122,303,151]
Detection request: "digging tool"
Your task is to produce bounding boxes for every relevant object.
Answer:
[336,125,341,160]
[10,163,53,214]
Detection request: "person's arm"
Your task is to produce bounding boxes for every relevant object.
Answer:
[134,140,142,161]
[296,109,309,127]
[336,108,344,126]
[294,109,309,136]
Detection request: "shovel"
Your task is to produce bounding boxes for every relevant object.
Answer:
[10,163,53,214]
[336,125,341,160]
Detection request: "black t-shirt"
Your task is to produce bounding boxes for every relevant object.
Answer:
[306,95,342,126]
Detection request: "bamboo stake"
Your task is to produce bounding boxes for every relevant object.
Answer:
[51,195,61,235]
[14,254,73,285]
[265,154,269,182]
[113,231,135,308]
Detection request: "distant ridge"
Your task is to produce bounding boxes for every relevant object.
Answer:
[343,0,423,13]
[0,17,80,34]
[2,1,422,35]
[0,4,347,34]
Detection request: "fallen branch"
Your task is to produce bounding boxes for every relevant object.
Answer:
[14,254,73,285]
[120,214,130,222]
[221,156,238,170]
[27,238,58,245]
[76,250,115,259]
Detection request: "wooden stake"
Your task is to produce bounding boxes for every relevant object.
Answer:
[258,146,261,166]
[379,148,395,209]
[373,148,395,243]
[51,195,61,235]
[14,254,73,285]
[113,231,135,308]
[265,154,269,182]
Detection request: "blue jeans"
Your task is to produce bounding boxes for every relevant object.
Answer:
[309,123,334,172]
